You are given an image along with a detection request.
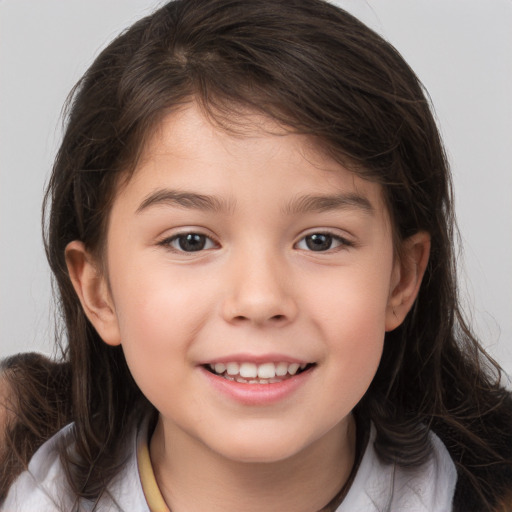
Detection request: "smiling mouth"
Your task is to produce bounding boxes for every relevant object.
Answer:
[204,361,315,384]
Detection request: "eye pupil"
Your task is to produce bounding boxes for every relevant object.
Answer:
[306,234,332,251]
[179,233,206,252]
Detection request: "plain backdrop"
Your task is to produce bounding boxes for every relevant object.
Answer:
[1,0,511,380]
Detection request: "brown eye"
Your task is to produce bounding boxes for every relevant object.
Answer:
[162,232,216,252]
[295,232,352,252]
[178,234,207,251]
[305,233,333,251]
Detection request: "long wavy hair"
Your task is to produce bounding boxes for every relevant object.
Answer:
[0,353,72,501]
[6,0,511,510]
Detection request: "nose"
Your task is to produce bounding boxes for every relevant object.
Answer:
[221,250,298,327]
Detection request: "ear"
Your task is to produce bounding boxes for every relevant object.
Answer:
[65,241,121,346]
[385,231,430,331]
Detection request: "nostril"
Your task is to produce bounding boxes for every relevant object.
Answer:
[232,314,285,323]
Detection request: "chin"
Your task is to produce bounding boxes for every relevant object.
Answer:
[209,431,311,464]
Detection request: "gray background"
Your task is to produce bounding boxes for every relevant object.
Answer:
[1,1,511,380]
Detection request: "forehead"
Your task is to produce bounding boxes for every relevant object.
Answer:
[116,103,389,220]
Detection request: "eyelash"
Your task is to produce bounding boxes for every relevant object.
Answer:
[158,230,353,254]
[294,231,354,252]
[158,232,218,253]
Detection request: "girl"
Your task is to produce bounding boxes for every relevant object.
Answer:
[2,0,511,510]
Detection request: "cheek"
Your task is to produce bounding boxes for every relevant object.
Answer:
[301,261,391,405]
[111,258,216,336]
[107,262,216,387]
[305,258,393,335]
[319,307,385,421]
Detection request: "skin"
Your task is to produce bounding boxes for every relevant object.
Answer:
[66,104,430,512]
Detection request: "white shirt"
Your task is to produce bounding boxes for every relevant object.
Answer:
[337,425,456,511]
[1,420,456,512]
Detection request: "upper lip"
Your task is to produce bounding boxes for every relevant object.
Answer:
[198,353,313,365]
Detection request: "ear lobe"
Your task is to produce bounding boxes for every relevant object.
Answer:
[385,231,431,332]
[65,241,121,346]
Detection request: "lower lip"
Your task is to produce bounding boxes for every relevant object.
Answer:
[200,366,314,406]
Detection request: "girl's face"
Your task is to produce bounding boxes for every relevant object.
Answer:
[68,103,427,465]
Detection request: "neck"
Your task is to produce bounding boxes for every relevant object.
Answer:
[150,415,356,512]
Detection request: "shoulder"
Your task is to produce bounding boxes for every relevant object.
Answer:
[1,423,76,511]
[337,425,457,512]
[1,420,149,512]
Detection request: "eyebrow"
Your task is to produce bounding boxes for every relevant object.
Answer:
[282,193,374,215]
[136,189,373,216]
[136,189,236,214]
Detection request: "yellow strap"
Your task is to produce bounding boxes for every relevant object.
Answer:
[138,438,171,512]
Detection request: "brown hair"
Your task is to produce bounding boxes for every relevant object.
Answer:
[0,353,72,501]
[5,0,512,510]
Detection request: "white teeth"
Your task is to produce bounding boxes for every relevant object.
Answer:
[214,363,226,374]
[288,363,300,375]
[208,361,311,382]
[239,362,257,379]
[257,362,276,379]
[234,376,272,384]
[226,362,240,375]
[275,362,288,377]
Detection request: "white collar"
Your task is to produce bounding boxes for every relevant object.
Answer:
[336,424,456,511]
